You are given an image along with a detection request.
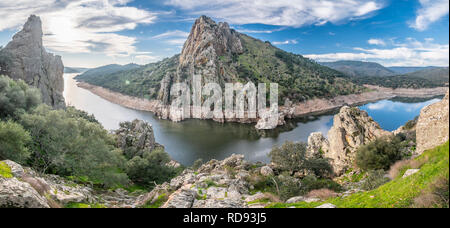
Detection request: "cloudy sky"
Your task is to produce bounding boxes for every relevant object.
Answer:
[0,0,448,68]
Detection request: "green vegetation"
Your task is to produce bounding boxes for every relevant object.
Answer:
[142,194,168,208]
[0,121,31,163]
[361,170,390,191]
[269,141,332,177]
[0,75,179,190]
[356,135,404,171]
[320,60,396,77]
[0,75,41,120]
[65,202,107,208]
[0,161,13,178]
[268,141,449,208]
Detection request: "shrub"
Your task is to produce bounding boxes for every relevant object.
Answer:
[300,175,343,194]
[361,170,390,191]
[413,177,449,208]
[191,159,204,171]
[0,120,31,163]
[126,147,177,187]
[0,75,41,120]
[269,141,332,177]
[356,135,404,171]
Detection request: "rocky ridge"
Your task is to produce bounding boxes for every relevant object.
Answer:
[0,15,65,108]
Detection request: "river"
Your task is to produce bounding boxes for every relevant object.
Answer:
[63,74,441,165]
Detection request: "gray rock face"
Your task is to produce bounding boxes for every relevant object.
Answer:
[307,106,391,176]
[0,15,65,108]
[416,90,449,154]
[260,166,274,177]
[402,169,420,178]
[0,177,50,208]
[315,203,337,208]
[115,119,158,157]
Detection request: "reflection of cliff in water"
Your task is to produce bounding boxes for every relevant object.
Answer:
[389,95,444,103]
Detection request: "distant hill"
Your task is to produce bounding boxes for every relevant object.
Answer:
[64,67,90,74]
[320,61,396,77]
[75,64,141,80]
[353,67,449,89]
[387,66,437,74]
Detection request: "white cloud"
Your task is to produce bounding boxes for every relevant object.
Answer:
[166,0,384,27]
[152,30,190,39]
[368,38,386,46]
[273,40,298,45]
[235,27,286,34]
[306,38,449,67]
[0,0,157,57]
[410,0,449,31]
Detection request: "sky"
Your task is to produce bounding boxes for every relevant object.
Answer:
[0,0,448,68]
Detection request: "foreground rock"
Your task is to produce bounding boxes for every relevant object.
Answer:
[416,90,449,154]
[307,106,391,175]
[135,154,256,208]
[0,15,65,108]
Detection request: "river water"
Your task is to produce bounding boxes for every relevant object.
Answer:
[63,74,441,165]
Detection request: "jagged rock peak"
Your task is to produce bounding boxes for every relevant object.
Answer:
[1,15,65,108]
[307,106,392,176]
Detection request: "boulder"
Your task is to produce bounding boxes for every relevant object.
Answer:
[260,166,274,177]
[315,203,337,208]
[416,91,449,154]
[0,177,50,208]
[402,169,420,178]
[162,188,197,208]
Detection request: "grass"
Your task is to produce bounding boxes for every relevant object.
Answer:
[268,141,449,208]
[65,202,107,208]
[0,161,13,178]
[142,194,168,208]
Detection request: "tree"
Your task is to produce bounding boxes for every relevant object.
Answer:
[0,75,41,120]
[269,141,332,177]
[126,147,176,187]
[0,120,31,163]
[19,105,128,187]
[356,135,403,171]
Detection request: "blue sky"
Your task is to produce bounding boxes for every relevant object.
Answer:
[0,0,448,68]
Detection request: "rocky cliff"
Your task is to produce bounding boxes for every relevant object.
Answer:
[307,106,392,175]
[0,15,65,108]
[416,90,449,154]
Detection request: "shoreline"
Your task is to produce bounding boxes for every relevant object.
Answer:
[77,81,448,129]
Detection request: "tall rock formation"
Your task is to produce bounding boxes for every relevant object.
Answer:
[0,15,65,108]
[158,16,244,105]
[416,90,449,154]
[308,106,392,175]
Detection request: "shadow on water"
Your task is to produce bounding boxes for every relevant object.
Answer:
[64,74,441,165]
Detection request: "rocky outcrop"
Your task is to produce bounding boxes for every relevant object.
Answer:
[0,15,65,108]
[115,119,158,157]
[416,90,449,154]
[135,154,257,208]
[307,106,392,176]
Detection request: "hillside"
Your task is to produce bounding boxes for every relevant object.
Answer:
[76,16,364,104]
[388,66,436,74]
[353,67,449,89]
[320,60,396,77]
[64,67,89,74]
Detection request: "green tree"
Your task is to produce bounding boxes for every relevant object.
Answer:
[356,135,404,171]
[19,105,128,187]
[269,141,332,177]
[0,75,41,120]
[126,147,176,187]
[0,120,31,163]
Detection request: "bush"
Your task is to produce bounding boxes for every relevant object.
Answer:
[191,159,204,171]
[269,141,332,177]
[356,135,404,171]
[19,105,128,187]
[361,170,390,191]
[0,75,41,120]
[413,177,449,208]
[126,147,177,188]
[300,175,343,194]
[0,120,31,163]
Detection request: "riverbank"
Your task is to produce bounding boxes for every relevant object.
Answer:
[77,81,448,129]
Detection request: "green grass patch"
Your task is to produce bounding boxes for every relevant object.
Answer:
[0,161,13,178]
[65,202,107,208]
[268,141,449,208]
[142,194,168,208]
